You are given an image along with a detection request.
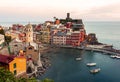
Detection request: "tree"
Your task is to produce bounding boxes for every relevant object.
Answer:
[0,68,16,82]
[0,27,5,35]
[17,77,38,82]
[0,68,38,82]
[41,78,54,82]
[5,35,12,45]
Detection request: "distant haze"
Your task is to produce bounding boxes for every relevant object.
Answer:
[0,0,120,22]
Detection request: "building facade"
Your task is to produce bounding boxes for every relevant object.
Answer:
[0,54,26,76]
[0,34,4,49]
[52,31,66,45]
[24,24,33,43]
[9,39,25,55]
[25,45,39,64]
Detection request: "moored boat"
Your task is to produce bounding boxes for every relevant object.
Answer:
[110,55,120,59]
[90,68,100,74]
[76,57,82,60]
[110,55,117,58]
[116,55,120,59]
[87,63,96,66]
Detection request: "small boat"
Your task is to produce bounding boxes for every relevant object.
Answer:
[87,63,96,66]
[76,57,82,61]
[110,55,117,58]
[110,55,120,59]
[90,68,100,74]
[116,55,120,59]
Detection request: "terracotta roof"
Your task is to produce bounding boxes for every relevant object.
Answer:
[0,54,15,64]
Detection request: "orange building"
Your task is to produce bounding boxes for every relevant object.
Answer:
[0,54,26,76]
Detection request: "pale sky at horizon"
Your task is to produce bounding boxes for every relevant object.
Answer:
[0,0,120,22]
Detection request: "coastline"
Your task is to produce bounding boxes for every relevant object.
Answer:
[35,46,52,77]
[26,43,120,80]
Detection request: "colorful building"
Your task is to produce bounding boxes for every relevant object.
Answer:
[24,24,33,43]
[18,24,33,43]
[33,32,42,43]
[37,26,50,44]
[71,31,81,46]
[12,24,24,31]
[66,32,71,45]
[0,54,26,76]
[25,45,39,64]
[52,31,66,45]
[0,34,5,49]
[9,39,25,55]
[18,33,26,42]
[5,30,20,39]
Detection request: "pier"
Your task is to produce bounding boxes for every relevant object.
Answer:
[59,45,120,55]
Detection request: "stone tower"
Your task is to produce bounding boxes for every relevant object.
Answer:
[24,24,33,42]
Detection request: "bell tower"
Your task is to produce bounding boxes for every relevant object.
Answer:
[24,23,33,42]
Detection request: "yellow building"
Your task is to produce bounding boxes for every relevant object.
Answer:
[40,27,50,44]
[9,56,26,76]
[0,54,26,76]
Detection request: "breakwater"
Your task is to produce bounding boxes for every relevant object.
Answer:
[59,45,120,55]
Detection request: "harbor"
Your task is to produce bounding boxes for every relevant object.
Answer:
[60,45,120,56]
[38,47,120,82]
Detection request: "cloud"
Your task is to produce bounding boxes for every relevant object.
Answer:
[0,0,120,21]
[81,3,120,21]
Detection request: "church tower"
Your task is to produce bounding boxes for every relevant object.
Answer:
[24,23,33,42]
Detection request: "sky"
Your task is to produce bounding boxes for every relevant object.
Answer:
[0,0,120,22]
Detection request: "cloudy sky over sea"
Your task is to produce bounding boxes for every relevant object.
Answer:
[0,0,120,22]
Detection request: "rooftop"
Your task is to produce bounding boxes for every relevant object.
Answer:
[0,54,15,64]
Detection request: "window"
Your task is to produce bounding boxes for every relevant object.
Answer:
[28,47,33,50]
[14,70,17,75]
[13,63,16,68]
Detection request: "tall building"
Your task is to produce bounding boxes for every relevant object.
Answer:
[60,13,83,25]
[24,24,33,43]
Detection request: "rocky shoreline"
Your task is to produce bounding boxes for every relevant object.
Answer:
[35,46,52,77]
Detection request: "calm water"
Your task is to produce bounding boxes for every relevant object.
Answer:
[84,21,120,49]
[38,22,120,82]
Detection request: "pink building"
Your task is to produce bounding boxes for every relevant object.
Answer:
[66,33,71,45]
[52,32,66,45]
[71,31,81,46]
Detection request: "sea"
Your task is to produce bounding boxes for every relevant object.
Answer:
[38,21,120,82]
[1,21,120,82]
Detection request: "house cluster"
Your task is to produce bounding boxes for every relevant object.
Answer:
[33,13,87,46]
[0,13,100,77]
[0,23,41,77]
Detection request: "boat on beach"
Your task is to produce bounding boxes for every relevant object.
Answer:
[87,63,96,66]
[90,68,101,74]
[76,57,82,60]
